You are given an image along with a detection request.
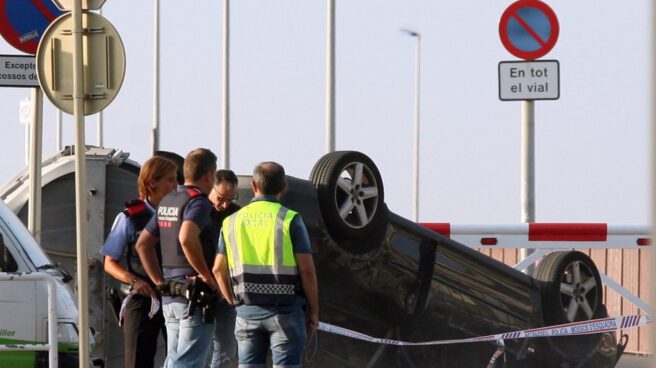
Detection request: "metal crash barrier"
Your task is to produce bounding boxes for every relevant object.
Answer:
[0,272,58,368]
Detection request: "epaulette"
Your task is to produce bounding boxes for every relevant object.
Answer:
[123,198,148,217]
[186,188,206,198]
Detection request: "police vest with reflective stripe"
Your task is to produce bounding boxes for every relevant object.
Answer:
[222,201,302,306]
[159,187,215,270]
[122,198,160,284]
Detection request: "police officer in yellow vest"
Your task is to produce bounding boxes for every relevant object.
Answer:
[212,161,319,368]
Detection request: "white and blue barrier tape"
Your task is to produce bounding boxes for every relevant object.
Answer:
[317,315,651,346]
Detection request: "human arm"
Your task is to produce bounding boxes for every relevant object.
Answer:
[290,215,319,334]
[296,253,319,335]
[102,213,155,297]
[135,229,165,286]
[212,253,233,305]
[103,256,155,297]
[179,220,218,291]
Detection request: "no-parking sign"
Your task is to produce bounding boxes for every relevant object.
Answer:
[499,0,559,60]
[0,0,64,55]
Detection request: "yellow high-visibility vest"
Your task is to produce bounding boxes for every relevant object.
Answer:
[222,200,301,305]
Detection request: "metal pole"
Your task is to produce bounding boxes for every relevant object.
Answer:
[401,29,421,222]
[56,109,62,151]
[650,0,656,353]
[28,88,43,245]
[412,34,421,222]
[72,1,90,367]
[520,100,535,275]
[221,0,230,168]
[96,110,103,147]
[96,7,103,148]
[152,0,160,155]
[325,0,335,153]
[24,114,29,165]
[0,273,58,367]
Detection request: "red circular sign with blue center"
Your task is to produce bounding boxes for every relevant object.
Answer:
[499,0,559,60]
[0,0,64,55]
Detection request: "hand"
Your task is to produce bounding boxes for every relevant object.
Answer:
[132,279,156,298]
[199,273,219,292]
[306,309,319,336]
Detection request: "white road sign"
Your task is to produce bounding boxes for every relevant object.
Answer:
[0,55,39,88]
[498,60,559,101]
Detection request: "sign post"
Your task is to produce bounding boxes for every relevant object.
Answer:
[499,0,559,274]
[35,3,123,365]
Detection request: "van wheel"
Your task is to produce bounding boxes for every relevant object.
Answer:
[310,151,387,253]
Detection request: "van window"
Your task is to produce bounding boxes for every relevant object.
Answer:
[0,233,18,272]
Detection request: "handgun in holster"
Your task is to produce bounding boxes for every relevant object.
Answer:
[105,287,122,324]
[186,278,220,324]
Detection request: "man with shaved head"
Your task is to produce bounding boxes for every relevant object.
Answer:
[213,161,319,368]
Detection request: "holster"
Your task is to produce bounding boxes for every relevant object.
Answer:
[105,287,122,324]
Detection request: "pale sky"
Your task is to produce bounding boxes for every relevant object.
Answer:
[0,0,651,225]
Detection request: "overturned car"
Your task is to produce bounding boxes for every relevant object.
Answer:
[233,151,622,368]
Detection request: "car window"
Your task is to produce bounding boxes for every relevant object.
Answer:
[0,233,18,272]
[390,232,421,260]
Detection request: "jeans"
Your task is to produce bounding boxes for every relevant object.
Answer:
[234,308,307,368]
[163,301,214,368]
[208,301,237,368]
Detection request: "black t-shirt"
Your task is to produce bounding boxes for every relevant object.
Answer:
[209,202,241,246]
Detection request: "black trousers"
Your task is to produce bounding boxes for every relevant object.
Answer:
[122,294,166,368]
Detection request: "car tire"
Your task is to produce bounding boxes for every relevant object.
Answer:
[535,251,603,324]
[536,251,608,362]
[310,151,388,253]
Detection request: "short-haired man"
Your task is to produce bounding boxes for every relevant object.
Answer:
[213,162,319,368]
[207,169,240,368]
[136,148,219,368]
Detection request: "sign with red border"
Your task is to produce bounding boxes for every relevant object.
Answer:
[499,0,559,60]
[0,0,64,55]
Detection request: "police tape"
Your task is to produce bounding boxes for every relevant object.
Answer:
[317,315,651,346]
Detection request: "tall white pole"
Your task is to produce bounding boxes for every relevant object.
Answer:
[650,0,656,351]
[28,88,43,245]
[96,110,103,147]
[72,1,90,367]
[325,0,335,153]
[402,29,421,222]
[412,34,421,223]
[56,109,62,151]
[520,100,535,275]
[221,0,230,168]
[152,0,160,155]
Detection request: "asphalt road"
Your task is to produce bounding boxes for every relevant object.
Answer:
[615,353,655,368]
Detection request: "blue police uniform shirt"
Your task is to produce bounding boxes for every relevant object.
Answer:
[144,186,213,304]
[216,195,312,319]
[101,199,155,261]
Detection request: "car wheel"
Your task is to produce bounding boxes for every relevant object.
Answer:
[536,251,609,362]
[535,251,603,324]
[310,151,388,253]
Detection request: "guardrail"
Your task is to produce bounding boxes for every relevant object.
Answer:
[0,272,58,368]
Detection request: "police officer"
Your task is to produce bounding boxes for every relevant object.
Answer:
[101,155,178,368]
[206,170,240,368]
[136,148,219,368]
[212,162,319,367]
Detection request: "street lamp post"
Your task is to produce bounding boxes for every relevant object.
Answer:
[401,29,421,222]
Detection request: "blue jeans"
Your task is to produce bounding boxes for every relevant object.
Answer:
[208,301,237,368]
[163,301,214,368]
[235,308,307,368]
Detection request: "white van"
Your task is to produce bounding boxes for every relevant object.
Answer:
[0,197,86,367]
